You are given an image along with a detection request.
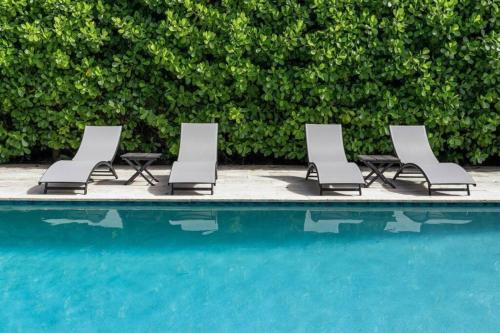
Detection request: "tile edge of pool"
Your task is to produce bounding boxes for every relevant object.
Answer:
[0,198,499,208]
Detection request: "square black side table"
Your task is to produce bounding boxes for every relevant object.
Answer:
[121,153,162,185]
[358,155,400,188]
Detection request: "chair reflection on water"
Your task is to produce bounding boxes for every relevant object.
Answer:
[304,210,363,234]
[385,210,472,233]
[169,211,218,235]
[43,209,123,229]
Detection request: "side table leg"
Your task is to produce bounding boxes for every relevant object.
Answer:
[123,158,160,186]
[124,159,157,185]
[365,162,397,188]
[143,167,159,182]
[124,159,142,185]
[138,160,158,185]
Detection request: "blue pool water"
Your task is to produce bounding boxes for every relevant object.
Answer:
[0,202,499,333]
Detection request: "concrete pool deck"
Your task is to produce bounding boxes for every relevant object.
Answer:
[0,164,498,202]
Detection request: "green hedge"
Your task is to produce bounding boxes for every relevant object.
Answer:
[0,0,498,164]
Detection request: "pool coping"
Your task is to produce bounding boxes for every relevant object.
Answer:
[1,198,499,205]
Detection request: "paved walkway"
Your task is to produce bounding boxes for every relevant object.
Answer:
[0,164,498,202]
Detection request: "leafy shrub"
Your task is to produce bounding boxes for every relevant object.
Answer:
[0,0,498,164]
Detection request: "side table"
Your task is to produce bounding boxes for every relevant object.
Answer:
[358,155,400,188]
[121,153,161,185]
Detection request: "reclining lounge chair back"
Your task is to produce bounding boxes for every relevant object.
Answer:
[178,123,218,162]
[39,126,122,194]
[390,125,439,165]
[390,125,475,195]
[306,124,348,164]
[73,126,123,162]
[168,123,218,195]
[305,124,365,195]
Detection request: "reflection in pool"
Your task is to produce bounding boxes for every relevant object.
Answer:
[384,210,472,233]
[0,202,499,332]
[304,210,363,233]
[43,209,123,229]
[169,211,218,235]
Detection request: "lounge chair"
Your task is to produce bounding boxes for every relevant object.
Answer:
[305,124,365,195]
[168,123,218,195]
[39,126,122,194]
[390,125,476,195]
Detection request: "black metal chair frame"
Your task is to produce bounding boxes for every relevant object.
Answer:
[168,165,218,195]
[393,163,475,196]
[305,163,362,196]
[39,161,118,195]
[169,183,215,195]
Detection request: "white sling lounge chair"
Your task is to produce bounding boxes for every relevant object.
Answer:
[39,126,122,194]
[305,124,365,195]
[168,123,218,195]
[390,125,476,195]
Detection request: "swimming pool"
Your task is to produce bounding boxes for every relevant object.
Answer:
[0,201,499,332]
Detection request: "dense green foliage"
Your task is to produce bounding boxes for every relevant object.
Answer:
[0,0,498,164]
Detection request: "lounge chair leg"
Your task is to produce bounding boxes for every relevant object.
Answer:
[109,166,118,179]
[358,185,362,196]
[169,184,174,195]
[305,165,314,180]
[210,184,214,195]
[428,184,432,196]
[43,183,47,194]
[467,184,470,196]
[83,184,87,195]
